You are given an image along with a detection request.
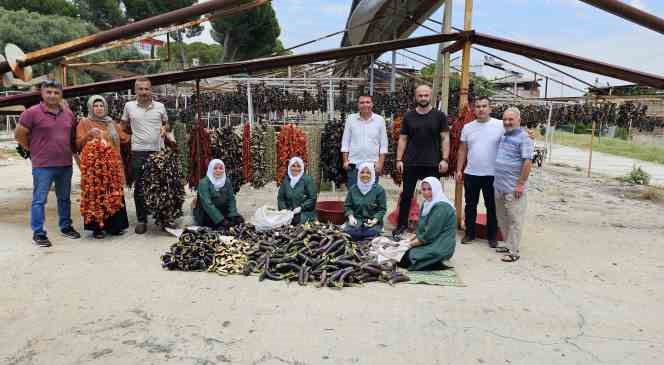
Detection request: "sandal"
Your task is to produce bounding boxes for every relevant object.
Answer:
[495,247,509,253]
[501,254,520,262]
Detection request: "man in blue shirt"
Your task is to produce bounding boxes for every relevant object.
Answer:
[493,107,533,262]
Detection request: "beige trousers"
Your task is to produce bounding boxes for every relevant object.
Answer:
[495,191,527,256]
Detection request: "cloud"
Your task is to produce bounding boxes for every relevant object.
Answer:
[320,3,350,17]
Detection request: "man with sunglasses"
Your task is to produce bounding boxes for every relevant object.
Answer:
[15,80,81,247]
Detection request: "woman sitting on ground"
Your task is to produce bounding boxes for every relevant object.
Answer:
[76,95,130,239]
[277,157,318,225]
[399,177,457,271]
[193,159,244,229]
[344,162,387,241]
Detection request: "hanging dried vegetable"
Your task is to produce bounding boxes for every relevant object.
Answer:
[173,122,190,178]
[303,125,322,185]
[209,126,243,193]
[391,115,403,185]
[447,105,476,177]
[264,126,277,183]
[242,123,252,184]
[250,122,270,189]
[319,118,346,185]
[276,124,308,185]
[188,122,211,189]
[79,140,125,228]
[143,148,186,226]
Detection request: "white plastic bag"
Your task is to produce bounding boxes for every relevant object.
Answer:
[370,237,411,264]
[250,205,294,231]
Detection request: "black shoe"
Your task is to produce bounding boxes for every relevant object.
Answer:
[488,240,498,248]
[93,230,106,239]
[61,226,81,239]
[32,232,52,247]
[461,236,474,244]
[392,226,406,239]
[135,222,147,234]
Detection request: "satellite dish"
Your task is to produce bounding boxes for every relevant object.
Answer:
[5,43,33,82]
[0,55,15,87]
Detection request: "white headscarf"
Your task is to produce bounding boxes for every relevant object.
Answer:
[356,162,376,196]
[421,177,454,216]
[207,159,226,190]
[287,157,305,188]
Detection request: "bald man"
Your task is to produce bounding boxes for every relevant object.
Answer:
[394,85,450,237]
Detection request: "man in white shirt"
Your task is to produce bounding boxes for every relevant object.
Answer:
[121,77,170,234]
[340,95,389,187]
[455,96,503,247]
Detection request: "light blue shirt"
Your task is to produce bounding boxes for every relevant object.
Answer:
[494,128,534,193]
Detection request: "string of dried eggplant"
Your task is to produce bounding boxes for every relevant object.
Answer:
[209,126,243,193]
[250,122,270,189]
[143,148,186,226]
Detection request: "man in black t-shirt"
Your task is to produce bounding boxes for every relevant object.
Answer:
[394,85,450,236]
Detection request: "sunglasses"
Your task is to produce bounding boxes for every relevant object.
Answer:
[40,80,63,90]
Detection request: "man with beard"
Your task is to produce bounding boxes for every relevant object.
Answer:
[394,85,450,237]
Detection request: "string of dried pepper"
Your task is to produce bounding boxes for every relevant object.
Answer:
[446,105,476,177]
[242,122,252,184]
[80,140,125,228]
[391,115,403,186]
[187,122,211,190]
[276,124,308,185]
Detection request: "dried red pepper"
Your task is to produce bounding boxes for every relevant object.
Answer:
[276,124,308,185]
[80,140,125,227]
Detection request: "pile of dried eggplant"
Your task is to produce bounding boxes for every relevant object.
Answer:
[209,238,253,275]
[143,147,186,226]
[209,126,243,193]
[161,228,221,271]
[237,222,410,288]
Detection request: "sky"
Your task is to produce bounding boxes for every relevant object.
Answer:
[189,0,664,97]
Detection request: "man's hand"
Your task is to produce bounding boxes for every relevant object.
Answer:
[515,184,525,199]
[396,161,404,174]
[438,160,449,174]
[160,125,167,137]
[455,170,464,183]
[343,160,350,171]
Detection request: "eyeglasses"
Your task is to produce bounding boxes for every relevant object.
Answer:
[40,80,63,90]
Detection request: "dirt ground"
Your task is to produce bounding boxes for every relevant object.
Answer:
[2,153,664,365]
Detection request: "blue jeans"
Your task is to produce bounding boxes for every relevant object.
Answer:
[31,166,73,234]
[347,164,380,188]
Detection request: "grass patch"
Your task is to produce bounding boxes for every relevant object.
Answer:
[546,131,664,164]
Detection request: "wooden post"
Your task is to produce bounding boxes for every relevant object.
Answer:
[588,120,596,177]
[455,0,473,228]
[435,0,453,112]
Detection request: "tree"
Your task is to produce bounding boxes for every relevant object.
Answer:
[123,0,201,67]
[157,42,224,67]
[74,0,126,29]
[210,3,281,62]
[0,0,78,18]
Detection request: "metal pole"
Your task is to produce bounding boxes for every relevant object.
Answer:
[455,0,473,228]
[439,0,453,113]
[588,120,596,177]
[247,82,254,127]
[544,76,549,99]
[390,30,397,93]
[546,102,553,162]
[369,55,375,96]
[577,0,664,35]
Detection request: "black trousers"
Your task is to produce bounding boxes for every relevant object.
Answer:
[463,173,497,241]
[130,151,155,223]
[397,165,440,229]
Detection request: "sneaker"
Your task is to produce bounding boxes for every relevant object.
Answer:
[461,236,475,244]
[32,232,52,247]
[93,230,106,239]
[135,222,147,234]
[488,240,498,248]
[61,226,81,239]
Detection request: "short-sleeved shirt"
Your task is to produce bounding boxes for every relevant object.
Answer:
[460,118,504,176]
[19,102,75,168]
[121,100,168,151]
[494,128,534,193]
[340,113,389,164]
[400,109,449,166]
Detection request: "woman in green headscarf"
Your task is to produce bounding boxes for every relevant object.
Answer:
[76,95,130,239]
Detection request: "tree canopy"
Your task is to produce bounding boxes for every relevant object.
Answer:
[0,0,78,18]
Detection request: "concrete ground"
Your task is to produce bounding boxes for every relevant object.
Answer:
[1,155,664,365]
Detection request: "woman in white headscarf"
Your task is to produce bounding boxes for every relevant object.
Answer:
[76,95,130,239]
[343,162,387,241]
[193,159,244,229]
[399,177,457,270]
[277,157,318,224]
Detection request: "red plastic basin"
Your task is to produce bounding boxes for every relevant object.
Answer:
[316,200,346,225]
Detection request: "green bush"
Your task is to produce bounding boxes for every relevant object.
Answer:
[623,165,651,185]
